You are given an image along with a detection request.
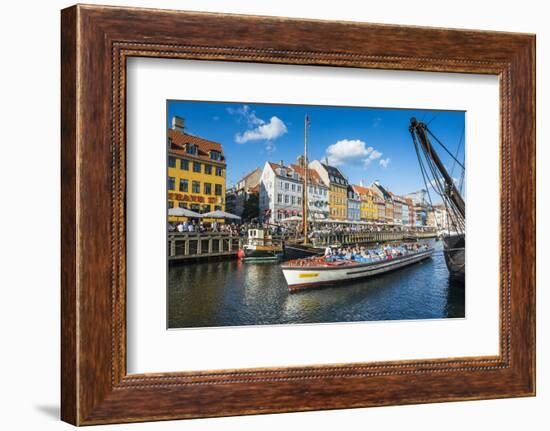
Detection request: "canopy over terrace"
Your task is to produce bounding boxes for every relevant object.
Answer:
[201,210,241,220]
[168,207,203,219]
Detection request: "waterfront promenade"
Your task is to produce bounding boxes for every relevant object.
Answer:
[168,228,437,261]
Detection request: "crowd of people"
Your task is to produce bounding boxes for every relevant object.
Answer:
[168,219,435,238]
[324,242,431,263]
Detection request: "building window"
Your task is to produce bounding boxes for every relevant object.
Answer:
[192,181,200,194]
[291,196,296,205]
[291,184,296,192]
[204,183,212,195]
[179,179,188,192]
[181,159,189,170]
[214,205,222,211]
[215,184,222,196]
[193,162,201,173]
[210,150,221,161]
[202,204,211,213]
[178,202,188,209]
[168,176,175,190]
[190,203,200,212]
[285,183,289,191]
[186,144,198,155]
[204,164,212,175]
[168,156,177,168]
[284,195,289,204]
[277,193,282,203]
[215,167,223,176]
[168,201,174,209]
[298,185,302,193]
[297,197,302,205]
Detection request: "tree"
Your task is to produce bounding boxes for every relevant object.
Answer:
[241,192,259,221]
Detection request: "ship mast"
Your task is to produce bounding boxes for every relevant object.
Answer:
[303,115,310,244]
[409,117,465,220]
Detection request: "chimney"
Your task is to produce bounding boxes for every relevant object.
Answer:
[172,116,185,132]
[297,155,305,167]
[280,160,284,167]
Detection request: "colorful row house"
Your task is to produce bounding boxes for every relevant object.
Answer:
[167,116,226,222]
[310,160,348,220]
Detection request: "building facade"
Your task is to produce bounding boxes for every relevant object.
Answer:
[374,194,386,223]
[352,185,377,222]
[290,163,329,221]
[347,186,361,221]
[405,197,416,226]
[401,198,410,226]
[259,161,303,222]
[225,167,261,216]
[392,193,403,225]
[371,181,394,224]
[167,116,226,222]
[310,160,348,220]
[406,189,430,226]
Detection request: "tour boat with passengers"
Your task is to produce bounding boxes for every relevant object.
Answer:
[281,243,433,291]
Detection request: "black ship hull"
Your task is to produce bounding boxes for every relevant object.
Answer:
[283,243,323,260]
[442,233,465,283]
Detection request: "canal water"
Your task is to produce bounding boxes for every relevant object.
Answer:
[168,239,465,329]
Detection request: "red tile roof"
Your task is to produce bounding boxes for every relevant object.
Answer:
[352,184,374,196]
[289,164,325,187]
[168,128,226,164]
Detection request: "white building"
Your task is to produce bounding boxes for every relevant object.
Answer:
[259,161,303,222]
[290,163,329,220]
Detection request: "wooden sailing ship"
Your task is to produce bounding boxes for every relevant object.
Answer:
[409,117,465,282]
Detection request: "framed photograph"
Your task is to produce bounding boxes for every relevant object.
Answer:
[61,4,535,425]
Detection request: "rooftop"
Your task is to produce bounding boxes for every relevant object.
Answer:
[168,128,226,164]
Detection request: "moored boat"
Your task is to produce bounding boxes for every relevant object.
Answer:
[283,242,323,260]
[281,245,433,291]
[239,228,284,262]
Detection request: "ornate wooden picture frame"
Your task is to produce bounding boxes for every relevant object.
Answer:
[61,4,535,425]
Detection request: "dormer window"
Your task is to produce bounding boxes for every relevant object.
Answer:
[210,150,221,161]
[186,143,198,155]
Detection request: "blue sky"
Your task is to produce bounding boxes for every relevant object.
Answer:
[167,101,465,197]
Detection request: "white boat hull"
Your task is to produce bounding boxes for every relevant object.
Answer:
[281,250,433,291]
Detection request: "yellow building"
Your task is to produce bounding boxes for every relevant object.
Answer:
[329,183,348,220]
[352,185,377,222]
[309,160,348,220]
[167,116,226,222]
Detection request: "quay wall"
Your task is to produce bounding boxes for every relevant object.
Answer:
[168,230,436,261]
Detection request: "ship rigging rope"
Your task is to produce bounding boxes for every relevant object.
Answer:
[450,125,465,178]
[411,126,465,234]
[425,126,465,170]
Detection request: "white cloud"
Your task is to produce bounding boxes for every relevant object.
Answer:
[364,150,382,167]
[235,116,288,144]
[226,105,264,126]
[325,139,383,167]
[379,158,391,168]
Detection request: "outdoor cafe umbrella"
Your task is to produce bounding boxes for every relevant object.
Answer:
[201,210,241,220]
[168,207,203,218]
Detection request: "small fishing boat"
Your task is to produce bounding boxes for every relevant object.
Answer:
[281,245,433,291]
[238,228,284,262]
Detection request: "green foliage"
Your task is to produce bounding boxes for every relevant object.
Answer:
[241,192,259,221]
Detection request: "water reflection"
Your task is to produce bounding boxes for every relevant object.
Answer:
[168,239,465,328]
